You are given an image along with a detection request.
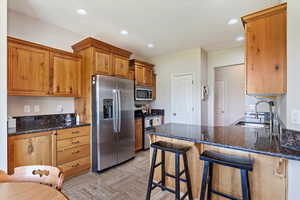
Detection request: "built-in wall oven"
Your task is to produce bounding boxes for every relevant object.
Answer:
[135,86,153,101]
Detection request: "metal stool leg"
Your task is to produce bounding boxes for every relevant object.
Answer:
[199,161,210,200]
[241,169,250,200]
[207,162,213,200]
[183,153,193,200]
[161,150,166,190]
[175,153,181,200]
[146,148,158,200]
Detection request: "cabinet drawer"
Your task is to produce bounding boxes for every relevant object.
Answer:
[57,126,90,140]
[59,156,90,178]
[57,135,90,151]
[57,145,90,165]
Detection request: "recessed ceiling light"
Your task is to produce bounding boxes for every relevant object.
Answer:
[147,44,154,48]
[77,9,87,16]
[236,36,245,41]
[120,30,128,35]
[228,18,238,25]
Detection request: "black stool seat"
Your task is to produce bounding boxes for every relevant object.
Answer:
[199,151,253,200]
[146,141,193,200]
[200,151,253,171]
[151,141,191,153]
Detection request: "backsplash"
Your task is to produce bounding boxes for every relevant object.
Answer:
[14,113,76,129]
[8,96,75,117]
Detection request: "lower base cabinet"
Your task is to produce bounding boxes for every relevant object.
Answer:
[135,118,143,152]
[8,126,91,178]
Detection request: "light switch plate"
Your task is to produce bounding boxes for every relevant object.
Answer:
[291,110,300,124]
[56,105,63,112]
[34,105,40,113]
[24,105,30,113]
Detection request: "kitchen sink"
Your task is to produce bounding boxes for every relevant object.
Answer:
[235,121,270,128]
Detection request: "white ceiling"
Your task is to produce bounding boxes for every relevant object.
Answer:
[8,0,281,58]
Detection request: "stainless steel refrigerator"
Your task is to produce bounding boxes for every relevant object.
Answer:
[92,75,135,172]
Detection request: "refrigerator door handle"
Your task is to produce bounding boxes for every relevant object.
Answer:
[112,89,117,133]
[117,89,122,133]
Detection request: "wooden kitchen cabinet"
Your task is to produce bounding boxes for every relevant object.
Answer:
[8,126,91,178]
[152,74,157,100]
[51,51,82,97]
[113,55,129,78]
[130,59,155,87]
[150,135,288,200]
[8,38,50,96]
[135,118,143,152]
[143,67,153,86]
[94,48,113,75]
[56,126,91,178]
[72,37,132,123]
[8,37,82,97]
[242,3,287,95]
[135,64,144,85]
[8,131,55,174]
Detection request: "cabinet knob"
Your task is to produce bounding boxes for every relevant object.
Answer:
[56,86,60,92]
[275,64,280,71]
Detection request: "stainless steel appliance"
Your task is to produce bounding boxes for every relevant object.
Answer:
[144,116,162,149]
[92,75,135,172]
[135,86,153,101]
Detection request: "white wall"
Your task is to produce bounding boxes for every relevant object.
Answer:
[8,97,75,117]
[0,0,8,171]
[149,48,203,125]
[207,46,244,126]
[7,10,85,116]
[286,0,300,199]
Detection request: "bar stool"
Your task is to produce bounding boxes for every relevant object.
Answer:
[146,141,193,200]
[199,151,253,200]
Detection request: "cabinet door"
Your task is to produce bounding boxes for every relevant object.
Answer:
[152,74,156,100]
[143,67,153,86]
[113,55,129,78]
[246,10,286,94]
[52,53,82,97]
[94,49,113,75]
[8,42,50,96]
[135,65,144,85]
[135,118,143,151]
[8,132,53,174]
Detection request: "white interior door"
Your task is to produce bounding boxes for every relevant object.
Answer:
[171,74,193,124]
[215,80,225,126]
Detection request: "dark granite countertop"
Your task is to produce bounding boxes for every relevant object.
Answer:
[146,123,300,161]
[8,122,90,136]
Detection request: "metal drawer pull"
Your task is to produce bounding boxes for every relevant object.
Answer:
[72,150,80,155]
[72,131,80,134]
[72,141,80,145]
[71,163,80,168]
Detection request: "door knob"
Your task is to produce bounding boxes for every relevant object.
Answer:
[173,113,176,116]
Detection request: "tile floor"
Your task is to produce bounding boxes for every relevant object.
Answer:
[63,151,174,200]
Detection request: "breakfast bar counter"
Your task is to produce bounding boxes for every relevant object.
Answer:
[145,123,300,200]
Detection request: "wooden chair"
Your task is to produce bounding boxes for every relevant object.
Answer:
[0,165,64,190]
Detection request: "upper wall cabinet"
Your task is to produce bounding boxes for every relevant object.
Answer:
[242,3,287,95]
[72,37,132,79]
[51,51,82,97]
[130,59,155,87]
[8,37,82,97]
[8,38,50,96]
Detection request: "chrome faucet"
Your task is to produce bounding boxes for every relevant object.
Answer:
[255,100,274,132]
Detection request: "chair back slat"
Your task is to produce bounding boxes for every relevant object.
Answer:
[0,165,64,190]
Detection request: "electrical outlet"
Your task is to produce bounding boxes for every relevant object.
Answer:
[34,105,40,113]
[291,110,300,124]
[24,105,30,113]
[56,105,63,112]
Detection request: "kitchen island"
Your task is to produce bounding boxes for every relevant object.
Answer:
[146,123,300,200]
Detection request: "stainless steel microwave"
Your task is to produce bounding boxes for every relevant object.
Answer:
[135,86,153,101]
